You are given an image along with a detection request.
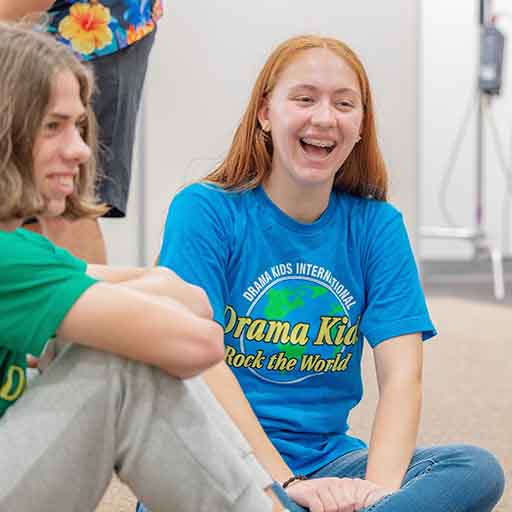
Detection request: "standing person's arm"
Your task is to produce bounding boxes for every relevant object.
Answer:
[0,0,53,20]
[365,333,423,491]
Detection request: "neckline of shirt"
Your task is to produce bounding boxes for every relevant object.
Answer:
[253,185,337,234]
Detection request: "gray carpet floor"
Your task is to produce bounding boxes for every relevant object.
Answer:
[96,294,511,511]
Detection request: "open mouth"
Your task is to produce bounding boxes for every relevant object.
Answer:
[299,137,336,156]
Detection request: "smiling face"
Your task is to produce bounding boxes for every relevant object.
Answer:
[32,69,91,217]
[258,47,364,196]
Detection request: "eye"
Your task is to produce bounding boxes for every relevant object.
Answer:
[44,121,60,133]
[294,96,313,104]
[335,100,355,110]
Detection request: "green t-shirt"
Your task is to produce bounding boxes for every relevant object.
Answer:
[0,228,98,417]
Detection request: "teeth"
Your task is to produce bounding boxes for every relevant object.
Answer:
[301,138,336,148]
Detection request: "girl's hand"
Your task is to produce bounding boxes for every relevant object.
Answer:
[285,477,391,512]
[358,483,393,509]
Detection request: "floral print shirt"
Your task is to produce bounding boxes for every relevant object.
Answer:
[47,0,163,61]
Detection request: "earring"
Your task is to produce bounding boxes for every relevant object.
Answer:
[356,135,361,143]
[261,122,271,133]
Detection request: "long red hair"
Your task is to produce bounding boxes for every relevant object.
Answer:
[204,34,388,200]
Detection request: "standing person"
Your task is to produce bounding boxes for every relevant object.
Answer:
[0,22,292,512]
[147,35,505,512]
[0,0,162,264]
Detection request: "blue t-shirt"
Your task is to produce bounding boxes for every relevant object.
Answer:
[159,183,436,475]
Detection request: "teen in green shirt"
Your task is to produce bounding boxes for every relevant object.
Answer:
[0,22,290,512]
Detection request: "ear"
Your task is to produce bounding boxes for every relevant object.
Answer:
[257,98,270,132]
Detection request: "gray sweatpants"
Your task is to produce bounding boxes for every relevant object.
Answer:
[0,343,273,512]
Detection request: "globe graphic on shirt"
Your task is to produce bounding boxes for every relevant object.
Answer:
[238,277,352,384]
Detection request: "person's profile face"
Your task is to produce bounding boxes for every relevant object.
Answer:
[32,70,91,217]
[258,48,364,193]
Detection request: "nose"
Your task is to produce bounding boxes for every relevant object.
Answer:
[62,127,91,164]
[311,100,336,128]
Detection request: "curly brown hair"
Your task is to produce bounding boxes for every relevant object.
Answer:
[0,22,108,221]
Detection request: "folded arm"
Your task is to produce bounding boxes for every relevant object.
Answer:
[58,282,224,379]
[87,264,213,319]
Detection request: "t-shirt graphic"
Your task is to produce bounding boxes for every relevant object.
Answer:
[225,262,360,385]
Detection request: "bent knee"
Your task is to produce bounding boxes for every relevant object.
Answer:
[453,444,505,506]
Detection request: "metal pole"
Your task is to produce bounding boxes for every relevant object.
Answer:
[476,89,484,238]
[479,0,486,26]
[475,1,486,241]
[420,0,505,299]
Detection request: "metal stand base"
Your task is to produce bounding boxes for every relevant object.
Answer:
[420,227,505,300]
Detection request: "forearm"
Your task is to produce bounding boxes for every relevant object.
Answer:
[87,263,146,283]
[58,283,224,379]
[88,265,212,318]
[365,378,421,490]
[203,361,294,483]
[0,0,53,20]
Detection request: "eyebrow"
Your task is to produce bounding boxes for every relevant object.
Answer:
[288,84,360,96]
[46,112,87,121]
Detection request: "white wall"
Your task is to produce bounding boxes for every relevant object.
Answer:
[420,0,512,260]
[104,1,421,265]
[99,120,142,266]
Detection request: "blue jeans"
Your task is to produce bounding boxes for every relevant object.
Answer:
[137,444,505,511]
